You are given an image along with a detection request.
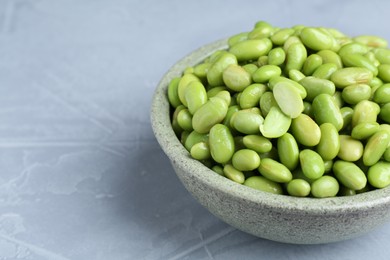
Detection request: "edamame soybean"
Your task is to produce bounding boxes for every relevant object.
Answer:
[229,38,272,61]
[243,135,272,153]
[258,158,293,183]
[232,149,261,171]
[252,65,282,83]
[291,114,321,146]
[239,84,267,109]
[333,160,367,190]
[363,130,390,166]
[244,176,283,194]
[223,164,245,184]
[317,123,340,161]
[300,149,325,180]
[277,133,299,171]
[299,76,335,102]
[368,161,390,188]
[312,93,344,131]
[287,179,311,197]
[209,124,235,164]
[260,106,291,138]
[222,64,251,91]
[311,176,339,198]
[192,96,228,133]
[168,21,390,197]
[272,81,304,118]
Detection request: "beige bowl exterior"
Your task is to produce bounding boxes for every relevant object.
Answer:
[150,39,390,244]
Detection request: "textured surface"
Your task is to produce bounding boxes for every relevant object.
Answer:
[2,0,390,259]
[152,38,390,244]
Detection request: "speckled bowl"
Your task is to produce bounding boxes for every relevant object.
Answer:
[150,39,390,244]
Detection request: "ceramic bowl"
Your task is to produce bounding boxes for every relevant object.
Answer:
[150,39,390,244]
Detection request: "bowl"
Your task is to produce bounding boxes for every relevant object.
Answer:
[150,38,390,244]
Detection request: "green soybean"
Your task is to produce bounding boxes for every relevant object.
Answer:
[338,42,368,57]
[340,106,354,131]
[338,135,363,162]
[209,124,235,164]
[373,83,390,104]
[317,50,343,69]
[252,65,282,83]
[228,32,249,47]
[352,100,380,127]
[312,94,343,131]
[231,110,263,134]
[222,64,251,91]
[232,149,261,171]
[192,96,228,133]
[240,84,267,109]
[368,161,390,188]
[341,84,371,105]
[333,160,367,190]
[378,64,390,82]
[258,158,293,183]
[260,106,291,138]
[271,28,295,45]
[177,109,193,131]
[351,122,380,140]
[331,67,373,88]
[268,47,286,66]
[273,81,304,118]
[184,81,208,114]
[354,35,388,48]
[229,38,273,62]
[299,76,335,102]
[243,135,272,153]
[259,92,278,117]
[374,48,390,65]
[190,142,211,160]
[193,63,211,79]
[341,53,378,76]
[332,91,344,108]
[363,130,390,166]
[285,42,307,72]
[380,103,390,123]
[268,76,307,98]
[300,149,325,180]
[312,63,338,79]
[168,77,182,108]
[300,27,334,51]
[338,186,356,196]
[223,164,245,184]
[207,86,227,98]
[178,73,201,106]
[257,56,268,66]
[291,113,321,146]
[184,131,209,151]
[242,63,258,75]
[250,21,273,39]
[211,165,224,176]
[302,54,323,76]
[287,179,311,197]
[317,123,340,161]
[311,176,339,198]
[289,69,306,82]
[277,133,299,170]
[244,176,283,194]
[207,53,238,86]
[223,105,239,127]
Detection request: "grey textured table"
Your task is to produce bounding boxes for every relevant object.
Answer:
[1,0,390,259]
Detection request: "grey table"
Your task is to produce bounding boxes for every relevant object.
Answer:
[1,0,390,259]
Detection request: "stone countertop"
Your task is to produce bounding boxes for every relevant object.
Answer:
[1,0,390,259]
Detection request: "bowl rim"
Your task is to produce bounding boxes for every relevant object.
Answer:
[150,38,390,214]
